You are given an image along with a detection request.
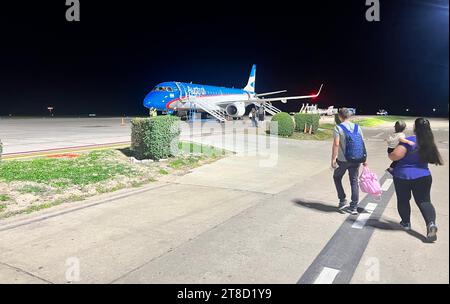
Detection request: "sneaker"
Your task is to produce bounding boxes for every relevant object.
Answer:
[338,200,348,210]
[349,206,359,215]
[426,222,438,242]
[399,221,412,231]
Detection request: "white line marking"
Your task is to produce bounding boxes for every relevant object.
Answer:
[314,267,340,284]
[352,203,377,229]
[381,178,393,191]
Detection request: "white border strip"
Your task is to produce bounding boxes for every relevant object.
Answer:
[313,267,340,284]
[381,178,393,191]
[352,203,377,229]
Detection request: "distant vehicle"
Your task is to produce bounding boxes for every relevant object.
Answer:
[297,104,337,116]
[320,106,338,116]
[347,108,357,115]
[143,64,323,122]
[377,109,388,116]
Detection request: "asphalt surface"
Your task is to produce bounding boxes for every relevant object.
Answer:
[0,116,448,283]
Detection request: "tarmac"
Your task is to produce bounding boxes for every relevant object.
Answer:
[0,116,448,283]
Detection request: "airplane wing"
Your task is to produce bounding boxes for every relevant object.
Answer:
[255,90,287,97]
[215,84,323,105]
[257,84,323,103]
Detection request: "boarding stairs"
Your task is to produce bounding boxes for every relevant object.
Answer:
[193,99,227,122]
[262,102,282,116]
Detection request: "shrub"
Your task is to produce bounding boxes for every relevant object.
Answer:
[270,112,295,137]
[0,139,2,161]
[131,116,181,160]
[294,113,320,134]
[334,113,341,125]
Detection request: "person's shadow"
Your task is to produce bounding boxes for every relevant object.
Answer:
[292,199,369,214]
[292,199,429,243]
[365,218,429,243]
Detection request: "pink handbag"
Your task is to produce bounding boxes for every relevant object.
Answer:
[359,166,382,198]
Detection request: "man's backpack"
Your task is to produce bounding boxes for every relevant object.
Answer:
[339,123,367,163]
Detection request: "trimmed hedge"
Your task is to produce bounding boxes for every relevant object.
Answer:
[270,112,295,137]
[294,113,320,133]
[131,116,181,160]
[334,113,341,125]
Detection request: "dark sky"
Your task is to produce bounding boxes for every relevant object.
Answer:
[0,0,448,116]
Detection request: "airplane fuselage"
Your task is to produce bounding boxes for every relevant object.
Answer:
[143,81,254,112]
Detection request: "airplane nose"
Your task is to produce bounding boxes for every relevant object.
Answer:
[144,93,154,108]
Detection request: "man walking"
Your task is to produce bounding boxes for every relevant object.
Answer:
[258,105,265,122]
[331,108,367,215]
[249,108,258,127]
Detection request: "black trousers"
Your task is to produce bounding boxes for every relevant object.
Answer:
[387,147,398,169]
[393,175,436,225]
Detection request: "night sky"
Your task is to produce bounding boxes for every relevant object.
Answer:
[0,0,448,117]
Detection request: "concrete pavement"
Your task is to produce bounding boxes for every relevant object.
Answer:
[0,117,448,283]
[1,116,448,154]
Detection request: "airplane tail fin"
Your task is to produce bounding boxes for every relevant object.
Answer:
[244,64,256,93]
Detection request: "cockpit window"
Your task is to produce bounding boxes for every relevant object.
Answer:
[152,86,175,92]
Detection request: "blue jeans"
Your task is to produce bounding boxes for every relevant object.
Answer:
[251,117,258,127]
[333,160,361,208]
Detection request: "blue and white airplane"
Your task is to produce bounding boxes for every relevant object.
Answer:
[143,64,323,121]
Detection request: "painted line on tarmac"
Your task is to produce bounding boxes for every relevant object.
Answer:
[381,178,393,191]
[313,267,340,284]
[297,173,395,284]
[352,203,377,229]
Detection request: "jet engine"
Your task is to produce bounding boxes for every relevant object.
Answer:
[225,102,246,117]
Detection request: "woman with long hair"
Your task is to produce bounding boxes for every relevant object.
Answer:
[389,118,443,242]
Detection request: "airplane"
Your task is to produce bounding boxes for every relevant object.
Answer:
[143,64,323,121]
[318,106,338,116]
